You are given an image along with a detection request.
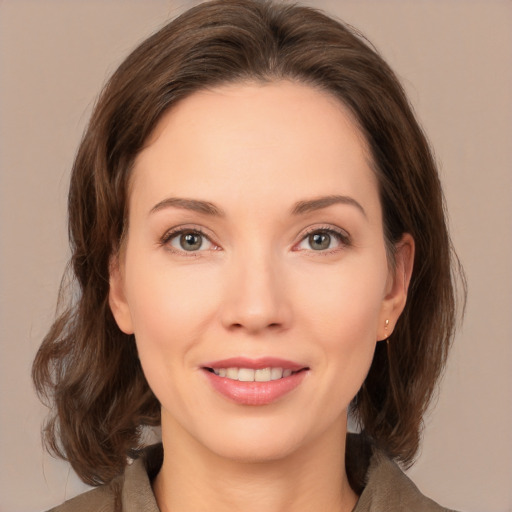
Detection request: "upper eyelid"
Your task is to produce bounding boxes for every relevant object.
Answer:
[281,227,347,256]
[158,225,215,254]
[294,225,352,251]
[158,223,351,249]
[298,224,351,241]
[160,227,218,256]
[160,224,215,243]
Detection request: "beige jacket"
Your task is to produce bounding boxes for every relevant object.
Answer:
[49,437,457,512]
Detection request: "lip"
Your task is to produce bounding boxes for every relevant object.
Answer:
[202,357,306,371]
[201,357,309,406]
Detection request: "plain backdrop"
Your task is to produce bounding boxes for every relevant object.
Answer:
[0,1,511,511]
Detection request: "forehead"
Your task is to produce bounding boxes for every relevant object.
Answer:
[141,80,369,162]
[130,81,379,218]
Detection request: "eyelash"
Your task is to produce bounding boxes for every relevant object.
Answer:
[159,226,217,257]
[159,225,351,256]
[295,225,352,255]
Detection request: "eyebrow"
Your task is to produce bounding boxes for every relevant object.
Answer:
[150,197,225,217]
[149,194,366,218]
[291,195,367,218]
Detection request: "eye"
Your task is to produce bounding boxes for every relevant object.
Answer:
[296,228,349,252]
[164,229,216,253]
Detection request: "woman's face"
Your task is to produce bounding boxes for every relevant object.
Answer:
[110,81,412,462]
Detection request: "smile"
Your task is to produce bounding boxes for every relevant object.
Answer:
[202,358,309,406]
[207,367,296,382]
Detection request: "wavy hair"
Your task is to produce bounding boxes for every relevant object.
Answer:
[33,0,464,486]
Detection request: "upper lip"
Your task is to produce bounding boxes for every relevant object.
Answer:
[202,357,308,372]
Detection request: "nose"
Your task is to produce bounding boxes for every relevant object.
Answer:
[218,249,292,335]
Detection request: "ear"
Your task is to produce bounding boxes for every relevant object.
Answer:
[108,255,134,335]
[378,233,415,341]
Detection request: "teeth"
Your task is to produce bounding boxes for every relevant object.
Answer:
[238,368,255,382]
[255,368,271,382]
[271,367,283,380]
[226,367,239,380]
[210,367,296,382]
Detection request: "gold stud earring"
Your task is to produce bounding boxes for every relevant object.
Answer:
[384,319,390,345]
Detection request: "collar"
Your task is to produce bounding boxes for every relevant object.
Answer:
[121,434,447,512]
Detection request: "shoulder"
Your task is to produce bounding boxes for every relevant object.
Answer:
[345,433,458,512]
[46,444,162,512]
[354,448,457,512]
[46,478,121,512]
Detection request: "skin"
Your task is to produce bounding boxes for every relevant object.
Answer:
[109,81,414,512]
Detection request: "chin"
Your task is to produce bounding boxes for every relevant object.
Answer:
[207,433,305,464]
[193,413,330,465]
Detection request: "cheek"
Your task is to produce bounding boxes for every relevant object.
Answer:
[122,248,221,377]
[294,255,387,341]
[292,255,387,398]
[124,263,223,417]
[127,264,220,343]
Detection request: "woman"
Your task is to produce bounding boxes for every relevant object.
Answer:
[33,1,464,510]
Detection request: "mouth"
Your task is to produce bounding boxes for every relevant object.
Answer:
[204,366,305,382]
[201,358,309,406]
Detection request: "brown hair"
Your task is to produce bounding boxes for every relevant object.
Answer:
[33,0,464,486]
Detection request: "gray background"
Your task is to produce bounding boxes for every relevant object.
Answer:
[1,1,511,510]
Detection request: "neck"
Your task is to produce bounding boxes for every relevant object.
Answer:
[153,414,358,512]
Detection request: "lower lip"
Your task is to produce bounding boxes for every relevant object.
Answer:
[203,370,307,406]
